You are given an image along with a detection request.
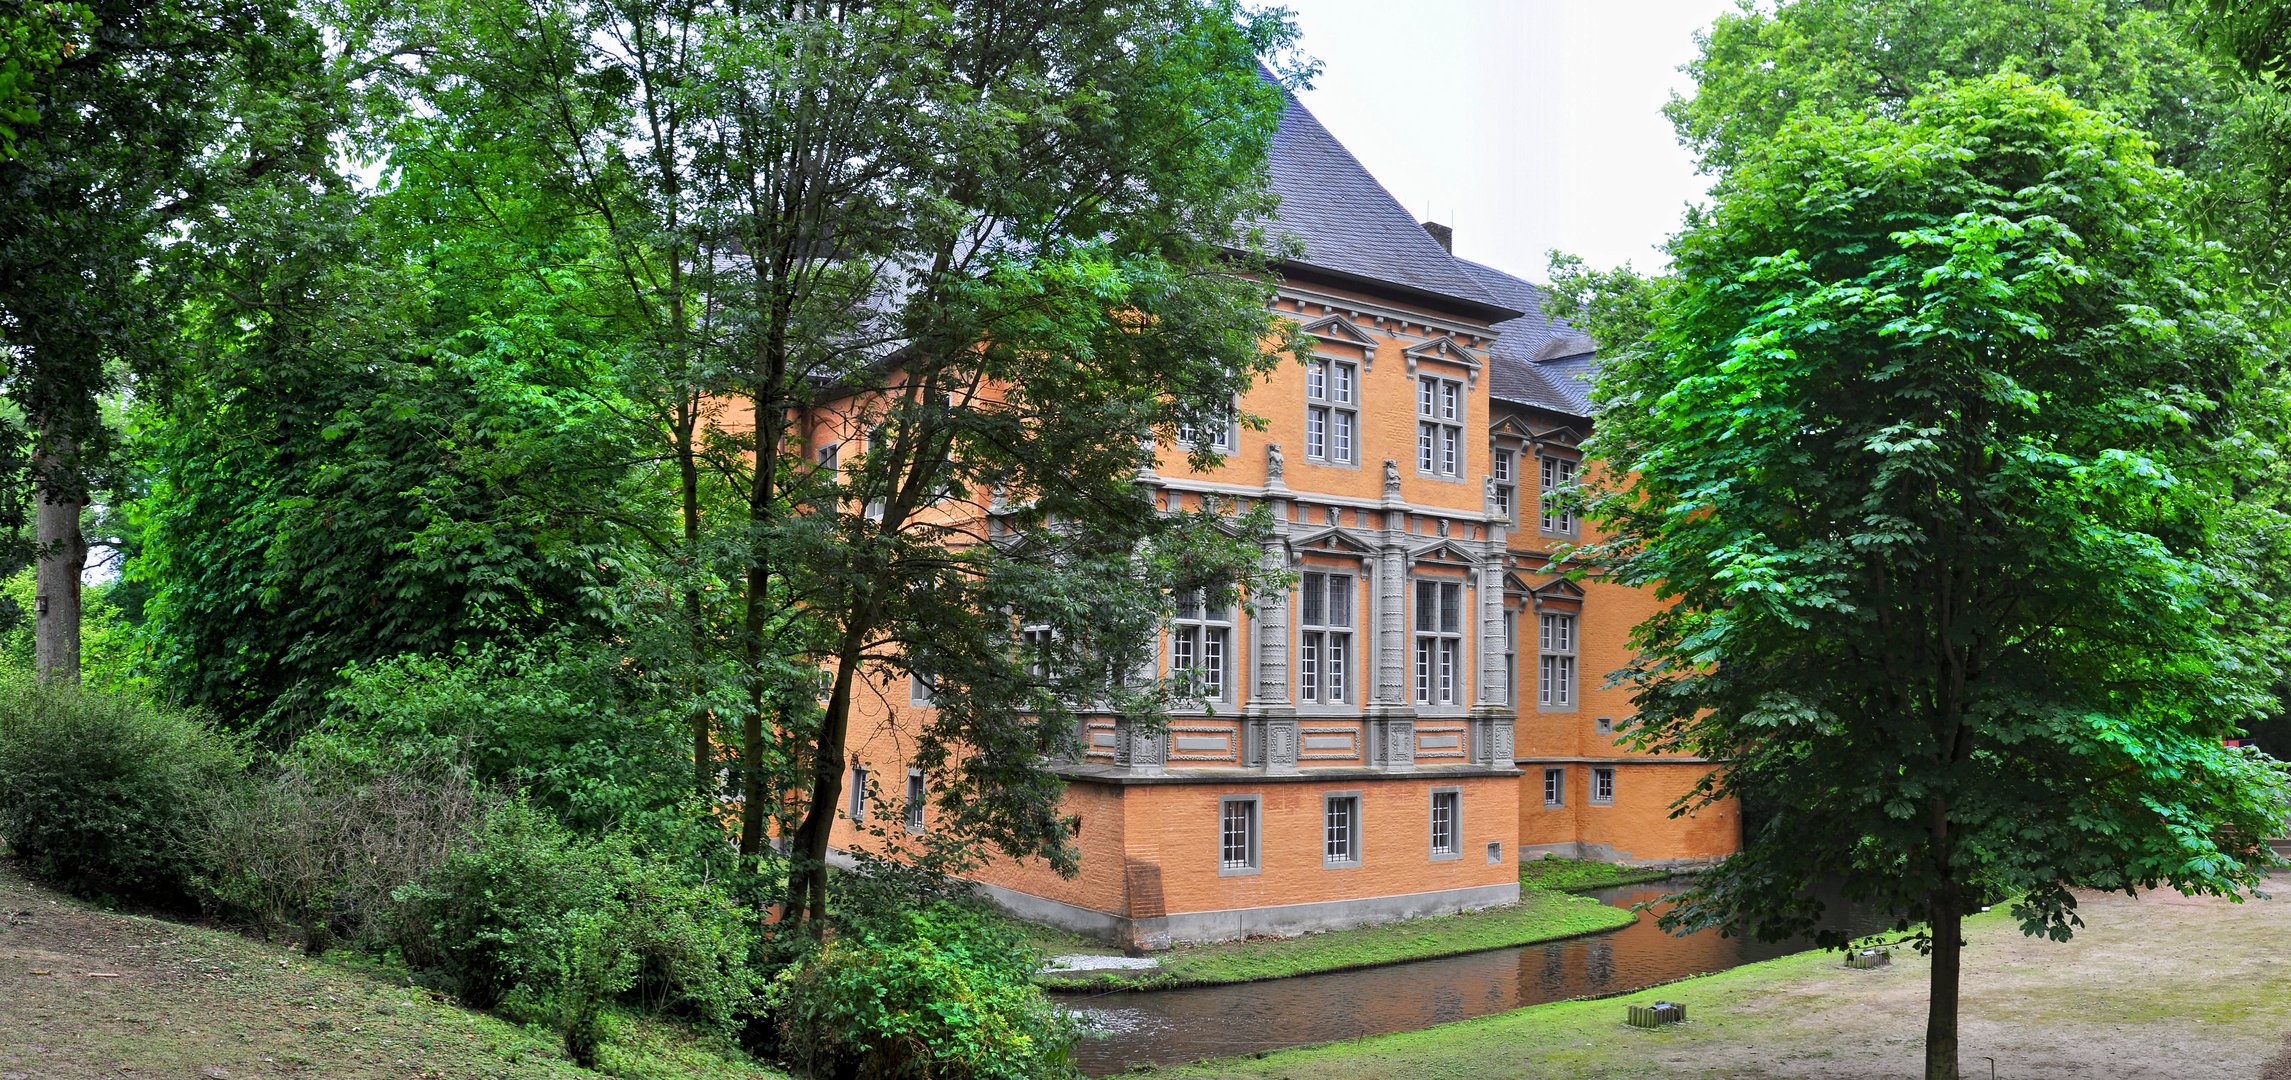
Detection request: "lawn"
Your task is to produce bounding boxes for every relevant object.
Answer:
[1028,888,1634,991]
[1152,874,2291,1079]
[0,862,784,1080]
[1516,854,1677,893]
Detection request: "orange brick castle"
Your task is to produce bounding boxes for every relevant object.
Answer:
[820,87,1739,948]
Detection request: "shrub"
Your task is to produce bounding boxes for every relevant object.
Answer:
[554,907,637,1068]
[0,676,248,904]
[769,902,1080,1080]
[191,753,485,952]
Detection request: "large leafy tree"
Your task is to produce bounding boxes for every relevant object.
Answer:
[1595,75,2291,1080]
[343,0,1307,931]
[0,0,324,683]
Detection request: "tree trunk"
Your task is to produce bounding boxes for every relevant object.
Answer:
[32,432,84,684]
[680,417,711,799]
[783,635,860,937]
[1925,881,1963,1080]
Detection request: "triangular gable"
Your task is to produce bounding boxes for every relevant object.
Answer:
[1296,313,1377,348]
[1402,334,1484,369]
[1289,527,1375,557]
[1409,538,1481,566]
[1489,414,1538,440]
[1529,577,1586,601]
[1528,423,1588,451]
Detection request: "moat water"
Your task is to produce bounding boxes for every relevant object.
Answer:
[1056,880,1891,1075]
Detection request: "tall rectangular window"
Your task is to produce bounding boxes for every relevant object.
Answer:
[1305,358,1358,464]
[1172,589,1234,703]
[1414,579,1464,705]
[1539,612,1576,708]
[1540,454,1579,534]
[1417,376,1463,477]
[1324,794,1360,866]
[1298,571,1353,704]
[1492,448,1515,520]
[848,762,868,820]
[904,770,926,832]
[1022,625,1054,683]
[1543,766,1566,808]
[1429,790,1461,857]
[1181,403,1238,453]
[1219,797,1259,872]
[1591,766,1616,806]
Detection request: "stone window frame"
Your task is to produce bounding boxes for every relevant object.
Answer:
[1428,786,1463,861]
[1218,795,1262,876]
[1296,566,1358,708]
[903,768,926,834]
[1303,355,1360,466]
[1590,765,1616,806]
[1491,446,1517,523]
[1538,610,1577,711]
[1538,448,1582,538]
[1322,790,1363,869]
[1416,374,1467,480]
[847,761,869,821]
[1170,587,1236,709]
[1411,573,1468,714]
[1543,766,1566,808]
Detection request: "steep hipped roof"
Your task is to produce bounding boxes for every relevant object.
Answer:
[1264,92,1519,323]
[1457,258,1598,417]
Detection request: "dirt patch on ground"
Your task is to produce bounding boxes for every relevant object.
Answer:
[1168,871,2291,1080]
[0,862,776,1079]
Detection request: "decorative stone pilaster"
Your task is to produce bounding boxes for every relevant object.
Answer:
[1119,721,1166,775]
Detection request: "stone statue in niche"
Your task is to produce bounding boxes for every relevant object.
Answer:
[1383,458,1401,496]
[1484,474,1497,503]
[1266,442,1285,480]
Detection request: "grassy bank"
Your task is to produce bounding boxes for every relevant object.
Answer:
[1152,878,2291,1079]
[0,862,783,1080]
[1030,889,1634,991]
[1517,854,1677,893]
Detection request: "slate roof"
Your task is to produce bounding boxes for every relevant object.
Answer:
[1264,92,1519,323]
[1456,258,1598,418]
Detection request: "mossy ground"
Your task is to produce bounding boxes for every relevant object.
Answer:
[1152,873,2291,1079]
[0,862,783,1080]
[1516,854,1677,893]
[1024,888,1634,991]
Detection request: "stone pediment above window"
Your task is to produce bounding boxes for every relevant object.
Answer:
[1489,414,1538,440]
[1296,314,1378,352]
[1529,575,1585,613]
[1409,538,1481,567]
[1289,527,1375,558]
[1529,422,1588,453]
[1403,335,1484,384]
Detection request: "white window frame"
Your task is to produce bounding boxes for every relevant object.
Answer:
[1413,578,1465,707]
[1298,570,1354,705]
[1304,357,1358,465]
[1417,375,1464,479]
[847,762,868,820]
[1543,766,1566,808]
[1492,447,1515,522]
[1540,453,1580,536]
[1022,624,1055,684]
[1179,403,1239,454]
[1219,795,1261,875]
[1171,588,1235,706]
[1323,791,1362,868]
[1538,612,1576,710]
[1429,788,1462,860]
[1591,765,1616,806]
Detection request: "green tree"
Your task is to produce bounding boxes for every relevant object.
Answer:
[0,0,326,683]
[1594,75,2291,1080]
[344,0,1310,933]
[0,1,90,158]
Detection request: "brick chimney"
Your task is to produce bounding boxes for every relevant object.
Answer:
[1421,220,1453,252]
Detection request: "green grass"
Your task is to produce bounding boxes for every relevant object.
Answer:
[1029,889,1634,991]
[0,861,785,1080]
[1516,854,1677,893]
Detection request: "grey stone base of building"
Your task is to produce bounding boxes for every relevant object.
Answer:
[965,878,1521,950]
[1518,840,1723,872]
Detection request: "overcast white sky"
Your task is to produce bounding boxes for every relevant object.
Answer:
[1278,0,1736,282]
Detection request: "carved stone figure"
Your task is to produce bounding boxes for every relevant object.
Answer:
[1266,442,1285,480]
[1383,458,1401,495]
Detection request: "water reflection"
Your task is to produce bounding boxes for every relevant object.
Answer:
[1058,881,1887,1076]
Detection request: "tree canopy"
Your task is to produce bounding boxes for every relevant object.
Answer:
[1595,73,2291,1080]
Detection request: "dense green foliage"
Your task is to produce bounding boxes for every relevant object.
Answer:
[1514,855,1673,894]
[0,675,248,902]
[1596,74,2291,1078]
[768,902,1078,1080]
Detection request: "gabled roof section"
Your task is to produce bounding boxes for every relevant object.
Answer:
[1409,538,1481,565]
[1454,258,1600,417]
[1264,89,1520,323]
[1290,527,1375,556]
